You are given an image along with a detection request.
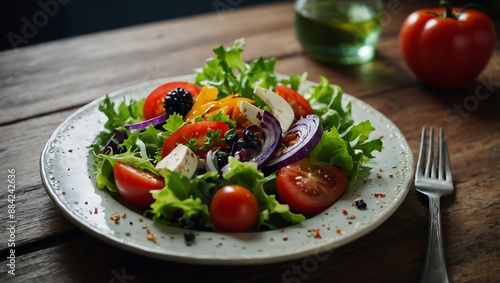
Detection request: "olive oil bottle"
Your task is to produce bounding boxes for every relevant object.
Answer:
[295,0,382,65]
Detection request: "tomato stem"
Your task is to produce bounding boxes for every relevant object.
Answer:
[439,1,455,19]
[438,0,482,19]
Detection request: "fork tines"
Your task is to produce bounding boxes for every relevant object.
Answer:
[416,127,452,183]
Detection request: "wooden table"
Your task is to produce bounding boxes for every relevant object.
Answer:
[1,1,499,282]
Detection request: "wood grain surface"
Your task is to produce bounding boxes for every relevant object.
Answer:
[1,1,499,282]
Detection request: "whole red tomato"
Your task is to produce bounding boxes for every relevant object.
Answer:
[399,1,496,89]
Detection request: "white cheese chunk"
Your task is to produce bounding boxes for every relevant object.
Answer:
[155,144,198,178]
[238,100,263,126]
[253,86,294,132]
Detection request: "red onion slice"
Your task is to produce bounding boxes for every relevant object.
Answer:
[254,111,282,167]
[263,114,323,172]
[124,113,167,131]
[101,129,128,154]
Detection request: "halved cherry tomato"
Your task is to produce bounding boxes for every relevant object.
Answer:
[209,185,259,232]
[275,85,314,119]
[143,81,201,120]
[113,162,165,208]
[276,158,347,214]
[161,121,230,158]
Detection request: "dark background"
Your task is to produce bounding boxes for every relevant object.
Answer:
[1,0,499,51]
[0,0,282,51]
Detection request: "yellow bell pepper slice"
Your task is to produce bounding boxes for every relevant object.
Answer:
[185,86,218,121]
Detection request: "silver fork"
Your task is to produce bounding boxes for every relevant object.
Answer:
[415,127,454,283]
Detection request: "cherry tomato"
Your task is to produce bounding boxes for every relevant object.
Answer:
[209,185,259,232]
[276,158,347,214]
[143,81,201,120]
[161,121,230,158]
[399,2,496,89]
[113,162,165,208]
[275,85,314,119]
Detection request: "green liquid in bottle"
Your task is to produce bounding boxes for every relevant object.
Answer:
[295,2,382,64]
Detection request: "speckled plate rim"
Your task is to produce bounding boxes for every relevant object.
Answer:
[41,74,414,265]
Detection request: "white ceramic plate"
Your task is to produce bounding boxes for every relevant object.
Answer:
[41,75,414,265]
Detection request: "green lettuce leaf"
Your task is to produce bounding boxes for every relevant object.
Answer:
[222,158,305,229]
[195,38,277,102]
[306,78,383,189]
[148,169,221,229]
[94,149,158,193]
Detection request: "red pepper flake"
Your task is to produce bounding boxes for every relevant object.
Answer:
[84,201,88,205]
[342,209,348,215]
[376,173,382,179]
[389,174,394,178]
[348,214,357,220]
[94,207,98,214]
[282,235,289,241]
[335,228,342,235]
[110,213,121,224]
[311,229,322,239]
[374,193,386,198]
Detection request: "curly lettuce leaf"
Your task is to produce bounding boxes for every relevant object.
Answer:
[195,38,277,101]
[306,78,383,188]
[222,158,305,229]
[148,169,219,229]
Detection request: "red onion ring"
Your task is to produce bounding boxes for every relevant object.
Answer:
[263,114,322,172]
[254,111,282,167]
[124,113,167,131]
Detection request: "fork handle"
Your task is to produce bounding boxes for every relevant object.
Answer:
[420,194,449,283]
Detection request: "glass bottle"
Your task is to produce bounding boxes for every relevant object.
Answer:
[295,0,383,65]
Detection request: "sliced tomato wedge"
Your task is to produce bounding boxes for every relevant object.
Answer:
[276,158,347,214]
[143,81,201,120]
[113,162,165,208]
[161,121,230,158]
[275,85,314,120]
